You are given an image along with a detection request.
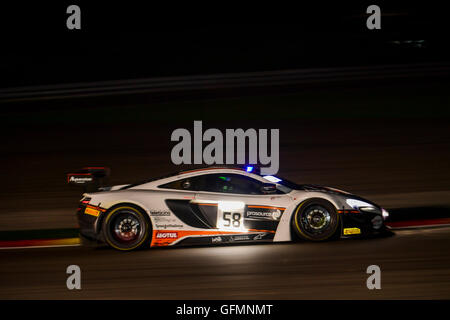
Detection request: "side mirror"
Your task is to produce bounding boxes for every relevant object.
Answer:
[261,183,277,194]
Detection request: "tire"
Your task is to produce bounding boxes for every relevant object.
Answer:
[292,199,340,241]
[102,204,151,251]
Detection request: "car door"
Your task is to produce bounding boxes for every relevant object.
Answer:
[193,173,292,234]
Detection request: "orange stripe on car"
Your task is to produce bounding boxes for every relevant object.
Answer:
[338,210,360,214]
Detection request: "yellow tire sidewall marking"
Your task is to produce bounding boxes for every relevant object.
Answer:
[104,206,149,251]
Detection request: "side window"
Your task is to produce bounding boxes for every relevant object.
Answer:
[158,173,284,195]
[158,175,207,191]
[201,174,265,195]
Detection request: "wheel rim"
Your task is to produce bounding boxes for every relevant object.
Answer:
[300,205,332,235]
[110,210,143,243]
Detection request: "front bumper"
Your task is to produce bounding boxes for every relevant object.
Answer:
[339,210,387,237]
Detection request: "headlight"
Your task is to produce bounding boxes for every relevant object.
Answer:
[346,199,381,214]
[346,199,373,209]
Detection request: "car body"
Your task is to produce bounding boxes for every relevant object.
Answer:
[73,166,390,251]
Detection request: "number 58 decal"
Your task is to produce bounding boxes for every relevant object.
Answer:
[223,212,242,228]
[217,201,245,230]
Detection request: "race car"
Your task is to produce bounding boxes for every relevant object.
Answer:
[68,166,390,251]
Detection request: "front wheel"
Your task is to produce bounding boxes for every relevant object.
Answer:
[292,199,340,241]
[102,205,151,251]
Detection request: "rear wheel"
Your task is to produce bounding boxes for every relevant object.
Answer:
[292,199,340,241]
[102,205,151,251]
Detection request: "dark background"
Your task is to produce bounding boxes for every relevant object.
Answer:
[0,3,448,87]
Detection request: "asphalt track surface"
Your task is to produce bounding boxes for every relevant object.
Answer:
[0,226,449,299]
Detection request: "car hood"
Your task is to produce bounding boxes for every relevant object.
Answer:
[295,184,381,208]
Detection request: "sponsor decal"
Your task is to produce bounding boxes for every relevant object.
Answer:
[153,217,177,223]
[246,208,283,221]
[156,224,184,229]
[272,209,282,220]
[150,230,276,247]
[156,232,178,239]
[84,207,100,217]
[253,233,265,240]
[231,235,251,241]
[150,211,171,216]
[69,176,93,184]
[343,227,361,235]
[247,211,272,218]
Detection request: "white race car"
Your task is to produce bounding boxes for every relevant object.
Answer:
[68,166,389,251]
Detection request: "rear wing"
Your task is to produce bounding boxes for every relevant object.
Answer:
[67,167,110,192]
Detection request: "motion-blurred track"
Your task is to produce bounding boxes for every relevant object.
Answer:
[1,227,450,299]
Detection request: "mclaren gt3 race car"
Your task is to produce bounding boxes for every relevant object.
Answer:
[68,166,390,251]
